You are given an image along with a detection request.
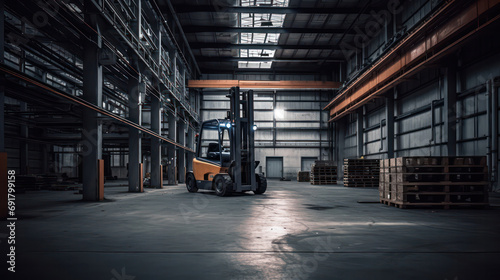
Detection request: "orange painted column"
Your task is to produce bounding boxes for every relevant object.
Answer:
[98,159,104,201]
[160,165,163,188]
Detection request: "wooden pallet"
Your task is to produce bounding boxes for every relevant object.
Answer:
[311,181,337,185]
[343,159,380,188]
[344,183,378,187]
[380,199,488,209]
[379,156,488,209]
[393,156,486,167]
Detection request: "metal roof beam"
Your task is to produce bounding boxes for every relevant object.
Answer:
[174,6,362,14]
[188,80,341,89]
[189,43,341,50]
[182,26,355,34]
[196,57,345,62]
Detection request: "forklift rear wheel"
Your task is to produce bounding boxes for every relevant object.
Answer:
[214,174,233,197]
[254,174,267,194]
[186,173,198,193]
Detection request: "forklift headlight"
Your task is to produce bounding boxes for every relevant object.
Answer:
[226,123,232,128]
[252,125,258,131]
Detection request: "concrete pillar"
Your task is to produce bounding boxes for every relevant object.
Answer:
[167,108,177,185]
[150,88,162,188]
[20,102,29,174]
[82,9,103,201]
[127,0,143,192]
[444,67,457,156]
[186,126,194,172]
[128,76,143,192]
[357,109,364,158]
[177,115,186,184]
[385,96,395,159]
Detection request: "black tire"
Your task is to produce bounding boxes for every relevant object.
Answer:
[213,174,233,197]
[254,174,267,194]
[186,172,198,193]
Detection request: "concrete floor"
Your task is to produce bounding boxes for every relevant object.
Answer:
[2,180,500,280]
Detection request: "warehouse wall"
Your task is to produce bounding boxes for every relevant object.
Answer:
[201,89,333,179]
[335,41,500,190]
[345,0,441,79]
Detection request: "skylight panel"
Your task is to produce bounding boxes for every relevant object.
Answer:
[237,0,289,68]
[238,61,273,69]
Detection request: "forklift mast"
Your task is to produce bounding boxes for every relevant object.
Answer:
[227,87,257,191]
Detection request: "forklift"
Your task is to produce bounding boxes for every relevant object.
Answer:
[185,87,267,196]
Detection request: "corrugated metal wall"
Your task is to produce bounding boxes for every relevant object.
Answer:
[336,51,500,189]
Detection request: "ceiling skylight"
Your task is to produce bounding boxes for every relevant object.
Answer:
[237,0,289,69]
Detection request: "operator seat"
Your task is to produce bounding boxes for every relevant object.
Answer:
[207,143,220,160]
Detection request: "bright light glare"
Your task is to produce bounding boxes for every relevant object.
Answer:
[252,125,258,131]
[274,108,285,119]
[226,123,232,128]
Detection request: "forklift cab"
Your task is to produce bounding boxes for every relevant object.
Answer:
[197,119,232,167]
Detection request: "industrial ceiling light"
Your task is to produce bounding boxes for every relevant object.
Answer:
[260,21,273,27]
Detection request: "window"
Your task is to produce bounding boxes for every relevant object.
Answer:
[200,126,220,161]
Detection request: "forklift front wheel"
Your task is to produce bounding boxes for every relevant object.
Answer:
[214,174,233,197]
[254,174,267,195]
[186,172,198,193]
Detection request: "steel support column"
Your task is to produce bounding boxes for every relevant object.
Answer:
[150,88,162,188]
[177,116,186,184]
[82,9,103,201]
[186,125,194,173]
[357,109,364,158]
[128,0,143,193]
[385,94,395,158]
[167,108,177,185]
[444,67,457,156]
[128,75,142,192]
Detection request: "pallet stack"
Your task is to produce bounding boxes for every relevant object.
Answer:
[297,171,310,182]
[379,159,390,201]
[343,159,380,187]
[380,156,489,209]
[310,161,337,185]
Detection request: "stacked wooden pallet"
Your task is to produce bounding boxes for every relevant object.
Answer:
[380,156,489,209]
[310,161,337,185]
[297,171,310,182]
[343,158,380,187]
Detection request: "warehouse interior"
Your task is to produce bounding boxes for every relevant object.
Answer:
[1,0,500,279]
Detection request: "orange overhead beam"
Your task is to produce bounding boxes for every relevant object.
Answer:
[325,0,500,122]
[188,80,341,89]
